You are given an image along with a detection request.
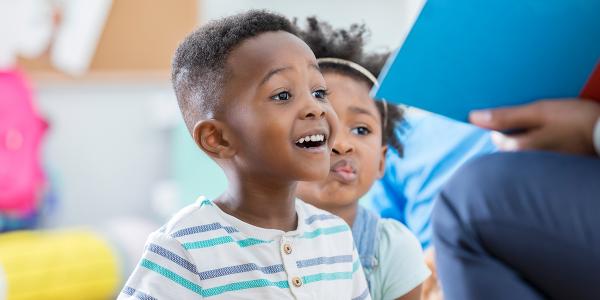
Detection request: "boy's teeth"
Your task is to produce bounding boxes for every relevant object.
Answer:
[296,134,325,144]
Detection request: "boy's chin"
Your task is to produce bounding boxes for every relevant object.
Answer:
[297,168,330,182]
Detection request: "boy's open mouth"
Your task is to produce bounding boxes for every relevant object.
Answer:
[294,133,327,150]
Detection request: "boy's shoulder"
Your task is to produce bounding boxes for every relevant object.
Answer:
[151,198,355,248]
[295,200,355,244]
[156,197,226,241]
[296,199,351,229]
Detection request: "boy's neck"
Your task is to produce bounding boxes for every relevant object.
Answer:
[214,173,298,232]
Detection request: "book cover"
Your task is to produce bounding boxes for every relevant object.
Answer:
[374,0,600,122]
[581,63,600,102]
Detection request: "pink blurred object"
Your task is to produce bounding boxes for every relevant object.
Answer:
[0,69,47,215]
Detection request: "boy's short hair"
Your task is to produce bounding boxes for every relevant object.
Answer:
[297,17,405,156]
[172,10,296,132]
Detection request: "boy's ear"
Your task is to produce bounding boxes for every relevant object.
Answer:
[192,120,236,159]
[377,145,388,178]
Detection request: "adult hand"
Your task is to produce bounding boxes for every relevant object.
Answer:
[469,99,600,155]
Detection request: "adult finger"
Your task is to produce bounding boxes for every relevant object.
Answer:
[470,102,544,131]
[491,130,547,151]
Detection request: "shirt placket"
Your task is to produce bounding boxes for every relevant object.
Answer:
[280,235,308,299]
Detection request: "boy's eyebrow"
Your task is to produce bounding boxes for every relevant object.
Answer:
[259,63,320,86]
[260,66,291,86]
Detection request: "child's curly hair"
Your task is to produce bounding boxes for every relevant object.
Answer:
[172,10,296,133]
[297,17,404,156]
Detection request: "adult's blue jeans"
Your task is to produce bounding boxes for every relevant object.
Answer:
[432,152,600,300]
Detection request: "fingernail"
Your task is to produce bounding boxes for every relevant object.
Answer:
[470,110,492,124]
[491,131,519,151]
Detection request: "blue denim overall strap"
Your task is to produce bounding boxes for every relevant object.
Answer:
[352,205,381,289]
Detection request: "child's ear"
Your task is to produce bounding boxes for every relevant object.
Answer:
[377,145,388,178]
[192,120,236,159]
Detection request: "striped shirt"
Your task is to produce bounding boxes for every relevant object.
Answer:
[118,198,371,299]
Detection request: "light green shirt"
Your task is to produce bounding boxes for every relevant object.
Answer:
[366,219,431,300]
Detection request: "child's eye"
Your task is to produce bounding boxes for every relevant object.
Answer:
[271,91,292,101]
[351,126,371,136]
[312,89,329,100]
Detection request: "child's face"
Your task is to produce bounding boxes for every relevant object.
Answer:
[297,72,386,210]
[221,31,338,182]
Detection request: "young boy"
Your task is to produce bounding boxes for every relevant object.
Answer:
[118,11,371,300]
[296,18,431,300]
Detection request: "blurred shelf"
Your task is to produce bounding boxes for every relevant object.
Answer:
[27,70,171,85]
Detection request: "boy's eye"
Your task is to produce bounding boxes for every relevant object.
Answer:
[312,89,328,100]
[272,91,291,101]
[351,126,371,136]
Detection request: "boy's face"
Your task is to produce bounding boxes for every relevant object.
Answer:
[297,72,386,211]
[221,31,338,182]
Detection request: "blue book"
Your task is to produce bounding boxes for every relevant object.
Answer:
[373,0,600,122]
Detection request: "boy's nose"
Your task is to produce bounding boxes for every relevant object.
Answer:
[300,98,326,120]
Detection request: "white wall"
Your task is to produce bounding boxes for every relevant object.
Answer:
[36,81,177,227]
[201,0,424,53]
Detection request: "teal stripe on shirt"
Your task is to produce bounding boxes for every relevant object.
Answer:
[182,236,270,250]
[202,278,289,297]
[204,272,352,297]
[140,259,203,295]
[302,271,353,284]
[181,225,346,248]
[301,225,350,239]
[140,259,290,298]
[352,260,360,273]
[237,238,269,247]
[183,236,234,249]
[199,199,213,207]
